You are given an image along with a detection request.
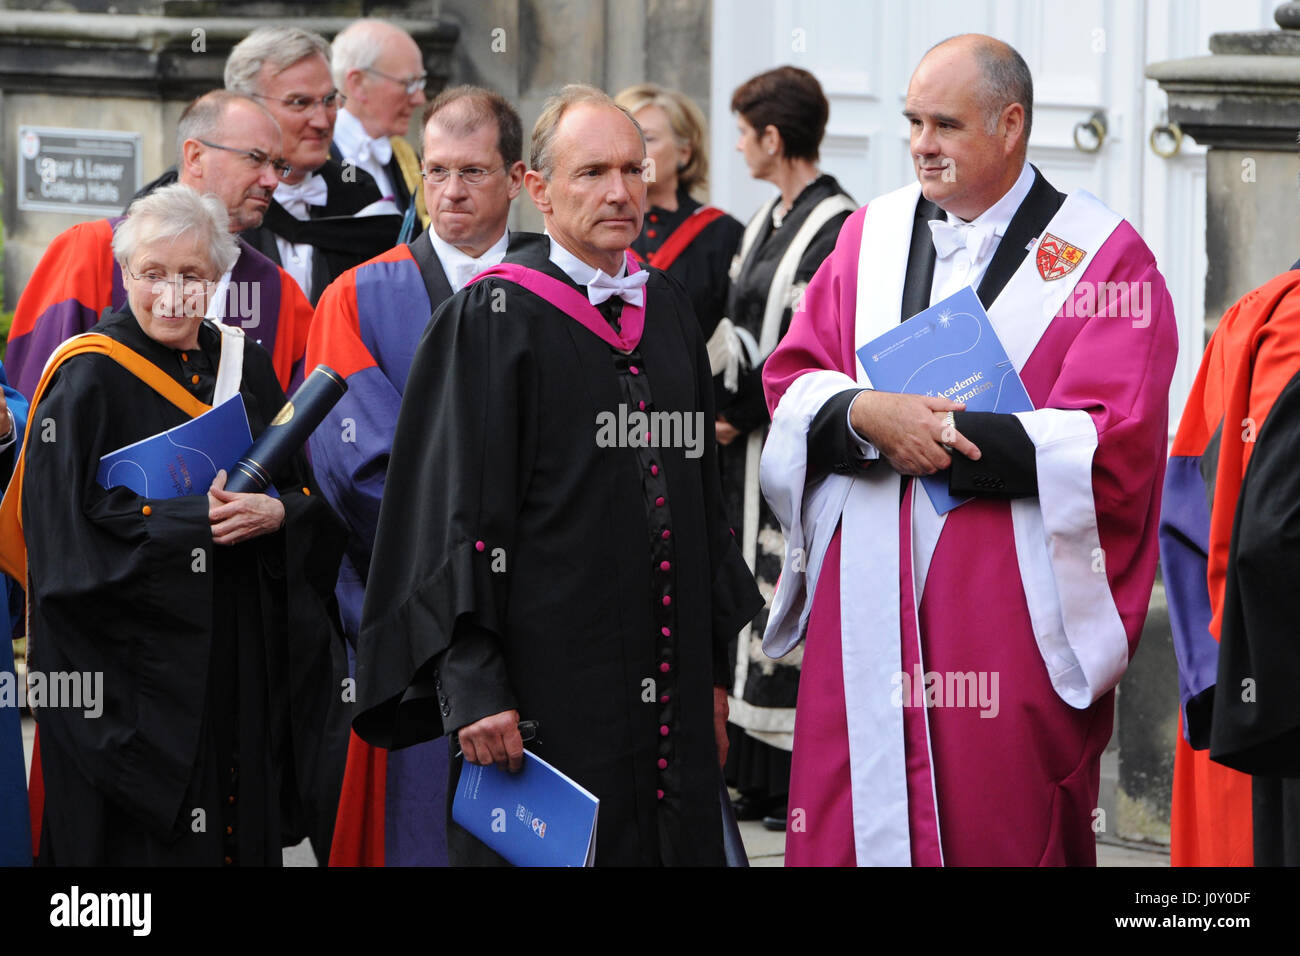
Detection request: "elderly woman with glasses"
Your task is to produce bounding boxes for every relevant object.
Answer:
[16,183,344,866]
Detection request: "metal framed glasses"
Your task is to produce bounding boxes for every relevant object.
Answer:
[122,266,217,298]
[250,90,347,114]
[363,66,428,96]
[421,164,503,186]
[196,139,294,180]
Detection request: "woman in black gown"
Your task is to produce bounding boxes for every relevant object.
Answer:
[719,66,856,830]
[615,83,744,341]
[18,184,342,865]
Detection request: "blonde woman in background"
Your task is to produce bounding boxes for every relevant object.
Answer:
[615,83,744,341]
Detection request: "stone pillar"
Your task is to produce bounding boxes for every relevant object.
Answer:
[1147,2,1300,338]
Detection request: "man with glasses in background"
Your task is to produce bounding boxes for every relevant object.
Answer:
[224,25,403,303]
[331,19,430,238]
[7,90,315,399]
[306,85,525,866]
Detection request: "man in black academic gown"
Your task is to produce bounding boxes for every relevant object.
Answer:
[354,85,763,866]
[224,25,403,302]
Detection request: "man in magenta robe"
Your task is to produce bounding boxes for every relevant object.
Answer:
[760,34,1177,865]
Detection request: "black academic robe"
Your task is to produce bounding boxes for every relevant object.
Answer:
[23,310,346,866]
[353,233,763,866]
[721,173,852,435]
[631,186,744,341]
[1213,364,1300,864]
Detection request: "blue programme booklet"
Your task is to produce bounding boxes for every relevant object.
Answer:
[856,286,1034,514]
[453,750,599,867]
[96,393,255,499]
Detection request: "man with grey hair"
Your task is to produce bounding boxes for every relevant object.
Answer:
[9,90,315,399]
[225,25,402,303]
[760,34,1177,866]
[331,19,428,229]
[352,84,762,867]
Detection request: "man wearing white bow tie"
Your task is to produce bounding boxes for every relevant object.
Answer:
[351,84,763,866]
[225,25,403,303]
[331,20,429,230]
[761,35,1178,866]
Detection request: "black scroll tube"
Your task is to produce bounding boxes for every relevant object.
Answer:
[224,365,348,494]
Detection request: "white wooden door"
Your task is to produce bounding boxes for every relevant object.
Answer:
[709,0,1278,436]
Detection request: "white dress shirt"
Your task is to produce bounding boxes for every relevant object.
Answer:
[928,161,1033,304]
[334,108,396,201]
[429,227,510,293]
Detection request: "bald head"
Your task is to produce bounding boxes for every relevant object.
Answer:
[904,34,1031,220]
[334,19,427,137]
[922,34,1033,145]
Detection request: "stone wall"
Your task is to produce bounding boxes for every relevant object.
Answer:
[1,0,715,303]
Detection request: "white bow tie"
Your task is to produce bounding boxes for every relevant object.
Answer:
[929,219,996,263]
[275,175,329,219]
[587,269,648,308]
[355,135,393,168]
[451,256,491,291]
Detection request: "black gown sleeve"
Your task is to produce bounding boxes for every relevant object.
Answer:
[1209,368,1300,775]
[948,411,1039,498]
[353,281,534,749]
[805,387,875,480]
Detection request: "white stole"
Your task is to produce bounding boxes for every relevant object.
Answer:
[211,321,245,404]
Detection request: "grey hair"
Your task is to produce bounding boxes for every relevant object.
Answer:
[929,35,1033,142]
[114,183,239,277]
[530,83,645,181]
[330,19,388,89]
[175,90,277,162]
[224,25,331,95]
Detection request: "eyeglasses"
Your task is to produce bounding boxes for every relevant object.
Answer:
[196,139,294,180]
[363,66,428,96]
[421,165,503,186]
[250,90,346,114]
[123,266,216,298]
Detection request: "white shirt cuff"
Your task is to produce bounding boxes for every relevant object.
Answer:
[0,409,16,452]
[846,391,880,460]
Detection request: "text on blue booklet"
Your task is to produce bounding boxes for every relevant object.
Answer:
[856,286,1033,514]
[453,750,599,866]
[96,393,255,499]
